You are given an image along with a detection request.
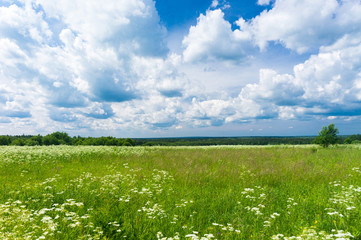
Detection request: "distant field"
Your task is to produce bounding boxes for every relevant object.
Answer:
[1,145,361,239]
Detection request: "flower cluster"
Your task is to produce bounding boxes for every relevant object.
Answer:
[272,228,354,239]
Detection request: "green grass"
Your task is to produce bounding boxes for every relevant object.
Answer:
[1,145,361,239]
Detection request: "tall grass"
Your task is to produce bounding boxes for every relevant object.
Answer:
[0,145,361,239]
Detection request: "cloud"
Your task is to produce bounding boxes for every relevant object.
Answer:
[0,38,28,68]
[257,0,272,6]
[159,90,183,98]
[240,69,304,107]
[234,32,361,120]
[184,98,234,127]
[82,103,115,119]
[176,0,361,127]
[5,110,32,118]
[2,0,361,136]
[109,96,182,130]
[293,36,361,110]
[183,0,361,62]
[130,53,188,98]
[209,0,230,10]
[35,0,167,56]
[210,0,219,9]
[49,108,78,122]
[239,0,361,53]
[0,3,52,44]
[182,9,253,62]
[178,28,361,126]
[0,0,196,135]
[1,0,169,100]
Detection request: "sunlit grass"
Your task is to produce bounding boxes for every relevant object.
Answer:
[1,145,361,239]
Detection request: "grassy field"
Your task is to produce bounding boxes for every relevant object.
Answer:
[1,145,361,239]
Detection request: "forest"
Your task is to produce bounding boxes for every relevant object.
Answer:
[1,131,361,146]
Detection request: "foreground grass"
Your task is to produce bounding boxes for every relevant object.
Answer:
[1,145,361,239]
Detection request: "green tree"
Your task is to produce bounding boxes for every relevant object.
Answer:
[72,136,84,145]
[11,138,25,146]
[25,139,40,146]
[124,138,135,146]
[30,135,43,145]
[50,131,71,145]
[0,136,11,145]
[43,135,60,145]
[313,124,340,148]
[344,134,361,144]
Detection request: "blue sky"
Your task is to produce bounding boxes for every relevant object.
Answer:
[155,0,269,29]
[1,0,361,137]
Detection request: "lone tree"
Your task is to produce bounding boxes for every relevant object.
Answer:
[313,123,339,148]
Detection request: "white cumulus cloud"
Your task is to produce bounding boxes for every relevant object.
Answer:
[2,0,361,135]
[210,0,219,8]
[257,0,272,6]
[239,0,361,53]
[0,0,179,133]
[236,33,361,119]
[182,9,253,63]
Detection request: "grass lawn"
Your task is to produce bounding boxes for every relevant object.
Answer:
[0,145,361,239]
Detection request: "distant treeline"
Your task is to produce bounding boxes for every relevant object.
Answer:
[0,132,135,146]
[1,132,361,146]
[134,136,317,146]
[134,135,360,146]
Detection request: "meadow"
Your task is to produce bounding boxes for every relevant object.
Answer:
[0,145,361,239]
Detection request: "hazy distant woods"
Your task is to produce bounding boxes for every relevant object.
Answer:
[0,132,135,146]
[1,131,361,146]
